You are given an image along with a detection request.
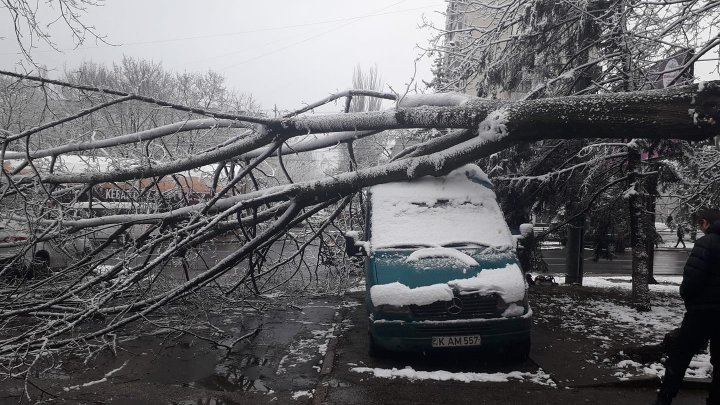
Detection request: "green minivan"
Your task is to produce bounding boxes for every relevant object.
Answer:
[345,164,531,359]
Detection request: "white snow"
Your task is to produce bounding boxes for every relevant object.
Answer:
[519,223,534,237]
[291,390,313,400]
[370,282,454,307]
[571,275,681,295]
[448,263,526,302]
[502,303,526,317]
[398,93,470,107]
[63,360,129,391]
[350,365,556,387]
[370,263,526,307]
[477,109,509,143]
[369,164,513,250]
[276,326,334,375]
[405,247,479,267]
[622,185,639,198]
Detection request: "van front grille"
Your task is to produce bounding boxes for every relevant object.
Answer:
[410,293,499,321]
[414,323,497,337]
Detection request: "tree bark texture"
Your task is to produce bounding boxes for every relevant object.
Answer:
[627,149,652,311]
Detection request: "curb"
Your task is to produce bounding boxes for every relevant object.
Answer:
[565,375,711,390]
[312,300,346,405]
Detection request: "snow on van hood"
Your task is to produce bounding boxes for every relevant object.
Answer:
[370,263,526,307]
[369,164,513,250]
[405,247,479,267]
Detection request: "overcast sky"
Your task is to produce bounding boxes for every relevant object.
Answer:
[0,0,446,112]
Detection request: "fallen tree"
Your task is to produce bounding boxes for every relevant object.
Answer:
[0,69,719,381]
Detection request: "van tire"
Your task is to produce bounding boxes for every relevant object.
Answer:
[29,251,50,279]
[368,331,387,358]
[508,337,531,363]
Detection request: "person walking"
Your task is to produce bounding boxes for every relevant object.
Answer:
[675,223,686,248]
[652,208,720,405]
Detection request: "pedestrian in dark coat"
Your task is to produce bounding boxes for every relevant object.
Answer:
[653,208,720,405]
[674,224,686,248]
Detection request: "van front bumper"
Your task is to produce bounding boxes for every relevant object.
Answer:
[369,308,532,352]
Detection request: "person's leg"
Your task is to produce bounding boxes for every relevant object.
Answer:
[707,313,720,404]
[658,312,708,401]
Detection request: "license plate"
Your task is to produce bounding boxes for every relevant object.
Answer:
[431,335,481,347]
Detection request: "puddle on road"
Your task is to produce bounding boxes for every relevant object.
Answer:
[193,354,272,393]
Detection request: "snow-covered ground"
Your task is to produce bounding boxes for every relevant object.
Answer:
[541,274,711,381]
[350,366,556,387]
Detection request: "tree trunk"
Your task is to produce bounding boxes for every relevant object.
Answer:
[564,215,585,285]
[646,172,659,284]
[627,150,651,311]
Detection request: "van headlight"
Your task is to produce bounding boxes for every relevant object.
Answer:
[375,304,411,316]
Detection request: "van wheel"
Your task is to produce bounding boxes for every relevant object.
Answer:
[29,251,50,279]
[508,337,531,363]
[368,331,387,358]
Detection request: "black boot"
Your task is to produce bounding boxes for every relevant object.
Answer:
[651,394,672,405]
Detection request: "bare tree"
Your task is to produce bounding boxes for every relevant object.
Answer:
[1,0,106,63]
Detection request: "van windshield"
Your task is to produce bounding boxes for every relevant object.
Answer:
[369,167,514,250]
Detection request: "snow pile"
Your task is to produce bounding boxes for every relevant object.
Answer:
[370,264,526,307]
[519,223,534,237]
[448,263,526,302]
[477,109,509,144]
[502,303,526,317]
[350,365,555,387]
[291,390,313,400]
[568,275,681,295]
[370,164,513,249]
[614,353,712,381]
[370,282,454,307]
[405,247,479,267]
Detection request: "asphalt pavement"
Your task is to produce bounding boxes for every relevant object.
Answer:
[541,247,691,275]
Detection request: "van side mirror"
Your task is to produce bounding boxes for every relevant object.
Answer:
[518,223,534,240]
[344,231,367,257]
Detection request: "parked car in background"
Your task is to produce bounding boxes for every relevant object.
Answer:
[345,164,531,360]
[68,200,153,245]
[0,219,87,278]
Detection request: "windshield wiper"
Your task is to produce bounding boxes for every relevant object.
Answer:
[442,241,489,249]
[382,243,439,249]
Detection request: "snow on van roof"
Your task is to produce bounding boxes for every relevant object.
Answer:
[369,164,513,249]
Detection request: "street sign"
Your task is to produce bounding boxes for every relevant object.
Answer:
[648,49,694,89]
